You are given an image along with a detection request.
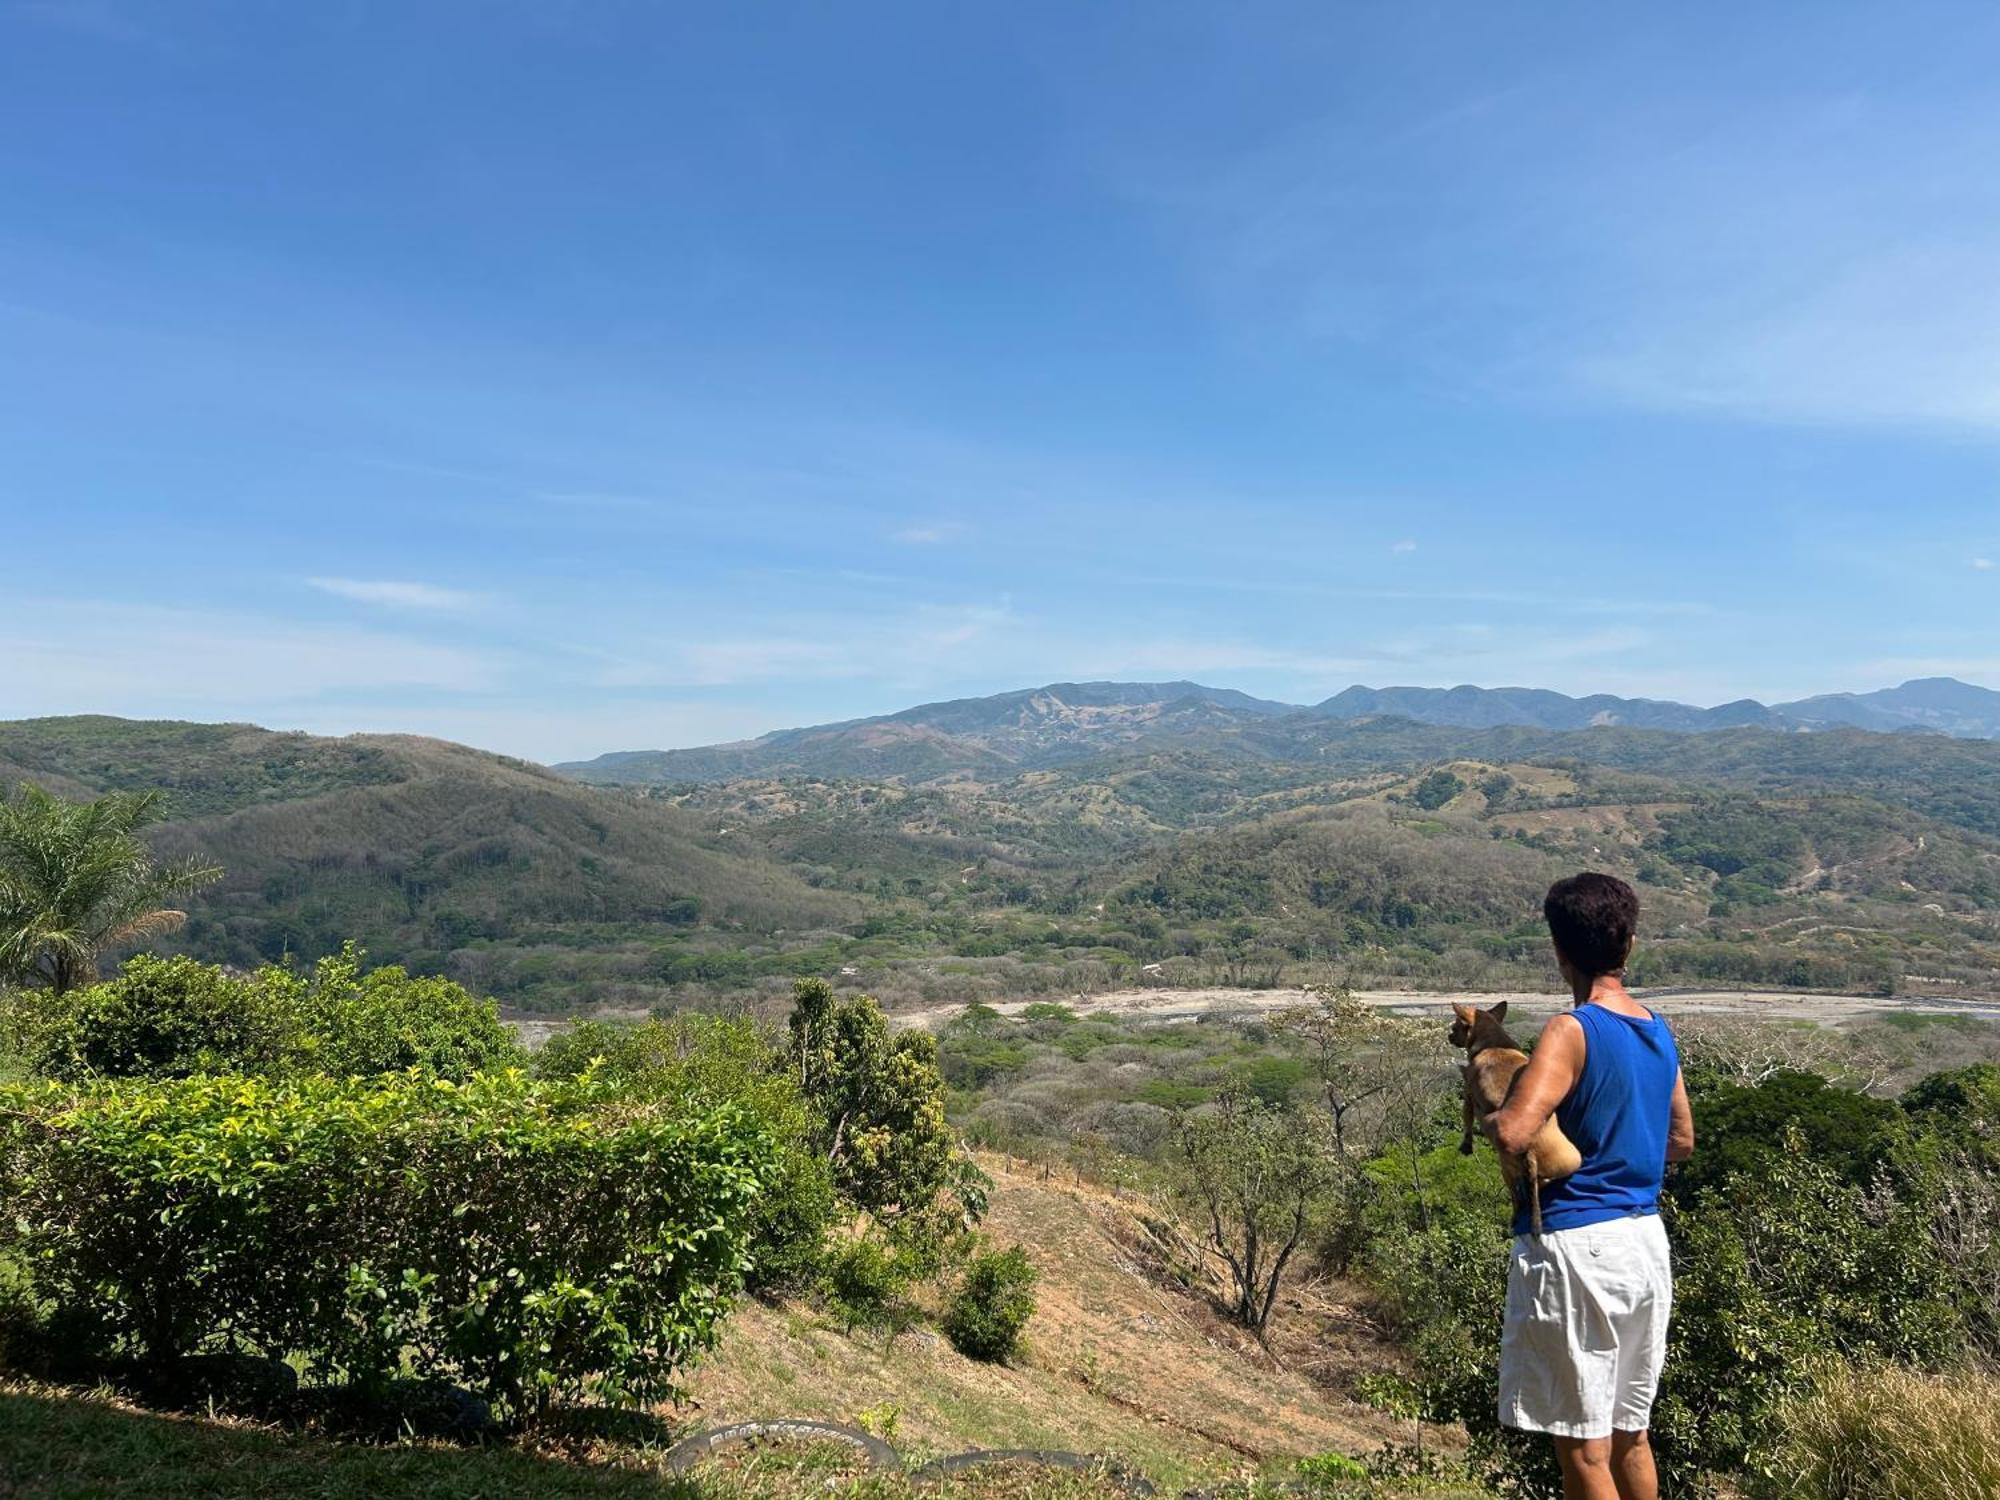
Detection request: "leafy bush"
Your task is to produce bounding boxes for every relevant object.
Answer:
[24,947,520,1083]
[1296,1450,1371,1487]
[289,946,519,1077]
[534,1014,836,1292]
[0,1068,775,1418]
[942,1245,1037,1362]
[821,1235,913,1339]
[1676,1068,1902,1197]
[1751,1361,2000,1500]
[1656,1133,1962,1485]
[788,980,969,1228]
[27,954,298,1081]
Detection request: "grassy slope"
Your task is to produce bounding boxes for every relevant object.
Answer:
[0,1164,1481,1500]
[685,1162,1427,1493]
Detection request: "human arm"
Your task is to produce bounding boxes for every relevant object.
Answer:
[1666,1068,1695,1162]
[1483,1012,1585,1156]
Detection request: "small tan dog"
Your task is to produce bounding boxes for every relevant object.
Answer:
[1449,1001,1582,1236]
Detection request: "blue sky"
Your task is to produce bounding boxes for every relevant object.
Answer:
[4,2,1999,761]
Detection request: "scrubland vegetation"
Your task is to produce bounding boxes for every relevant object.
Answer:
[4,721,2000,1496]
[9,712,2000,1012]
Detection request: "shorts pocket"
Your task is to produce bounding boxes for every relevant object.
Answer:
[1522,1254,1567,1324]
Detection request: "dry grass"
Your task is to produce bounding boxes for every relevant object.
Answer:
[682,1159,1429,1493]
[1755,1362,2000,1500]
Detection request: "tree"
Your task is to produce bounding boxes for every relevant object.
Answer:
[1271,984,1433,1159]
[787,977,966,1226]
[0,785,220,995]
[1176,1089,1339,1332]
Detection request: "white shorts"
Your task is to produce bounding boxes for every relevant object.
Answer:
[1498,1212,1672,1440]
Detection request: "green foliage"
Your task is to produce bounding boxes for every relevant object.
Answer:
[1296,1451,1371,1486]
[1676,1069,1902,1197]
[1176,1092,1339,1330]
[534,1013,836,1293]
[0,784,220,994]
[28,954,298,1081]
[820,1234,913,1339]
[1901,1063,2000,1157]
[1408,770,1465,811]
[25,949,520,1084]
[942,1245,1038,1362]
[788,979,964,1227]
[288,946,520,1077]
[0,1069,776,1418]
[1656,1134,1963,1485]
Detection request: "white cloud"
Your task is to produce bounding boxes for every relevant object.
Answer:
[275,700,787,765]
[1132,56,2000,433]
[0,600,501,715]
[307,577,484,610]
[892,523,961,545]
[1390,539,1418,555]
[1974,557,1995,570]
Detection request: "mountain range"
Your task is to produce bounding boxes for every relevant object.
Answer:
[557,676,2000,784]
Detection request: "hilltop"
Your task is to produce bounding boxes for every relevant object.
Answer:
[556,677,2000,785]
[0,716,855,1011]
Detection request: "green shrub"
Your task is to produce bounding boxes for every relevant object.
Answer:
[0,1069,775,1418]
[534,1014,836,1293]
[286,945,520,1078]
[24,947,520,1083]
[28,954,298,1081]
[942,1245,1037,1362]
[821,1235,912,1339]
[1296,1450,1371,1488]
[1752,1361,2000,1500]
[1655,1134,1961,1485]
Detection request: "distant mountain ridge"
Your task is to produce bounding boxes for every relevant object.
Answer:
[556,676,2000,784]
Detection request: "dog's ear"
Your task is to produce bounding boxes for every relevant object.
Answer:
[1487,1000,1509,1021]
[1452,1003,1475,1024]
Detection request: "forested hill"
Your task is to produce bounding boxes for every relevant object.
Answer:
[11,708,2000,1014]
[0,717,855,1008]
[556,676,2000,785]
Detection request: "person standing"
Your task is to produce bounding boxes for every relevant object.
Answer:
[1482,872,1696,1500]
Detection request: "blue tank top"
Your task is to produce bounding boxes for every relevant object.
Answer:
[1516,1001,1680,1236]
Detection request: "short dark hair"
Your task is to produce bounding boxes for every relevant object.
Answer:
[1543,872,1639,977]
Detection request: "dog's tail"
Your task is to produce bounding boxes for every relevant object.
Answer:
[1528,1156,1544,1238]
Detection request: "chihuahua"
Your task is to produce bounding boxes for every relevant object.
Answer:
[1449,1001,1582,1236]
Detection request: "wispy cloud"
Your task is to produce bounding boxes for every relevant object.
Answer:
[0,599,502,714]
[892,522,963,545]
[1389,539,1418,555]
[1975,557,1995,571]
[1130,41,2000,434]
[307,578,484,611]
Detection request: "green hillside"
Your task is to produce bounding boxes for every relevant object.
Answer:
[0,718,857,1011]
[10,714,2000,1011]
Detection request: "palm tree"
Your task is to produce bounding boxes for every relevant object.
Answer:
[0,784,222,995]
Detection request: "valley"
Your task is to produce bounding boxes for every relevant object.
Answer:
[7,679,2000,1018]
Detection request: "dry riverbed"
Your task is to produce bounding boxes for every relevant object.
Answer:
[898,983,2000,1032]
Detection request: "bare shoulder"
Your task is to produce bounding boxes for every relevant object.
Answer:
[1540,1010,1584,1039]
[1536,1011,1586,1055]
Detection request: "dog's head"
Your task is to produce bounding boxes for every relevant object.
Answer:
[1448,1000,1510,1051]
